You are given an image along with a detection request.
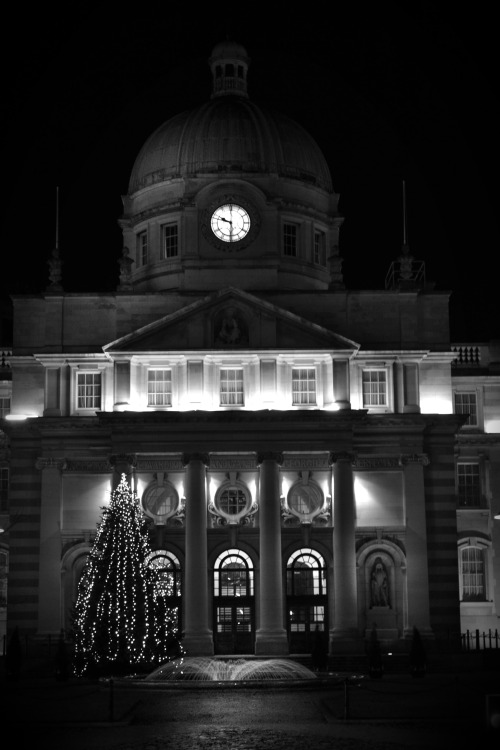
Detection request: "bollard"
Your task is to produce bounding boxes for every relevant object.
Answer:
[343,677,350,720]
[109,678,114,722]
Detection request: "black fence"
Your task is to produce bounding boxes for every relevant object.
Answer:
[462,629,499,651]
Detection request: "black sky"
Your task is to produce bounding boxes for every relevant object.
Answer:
[3,3,499,342]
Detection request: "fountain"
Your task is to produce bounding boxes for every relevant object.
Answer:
[144,656,318,685]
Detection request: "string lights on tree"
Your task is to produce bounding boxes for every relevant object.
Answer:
[72,473,179,676]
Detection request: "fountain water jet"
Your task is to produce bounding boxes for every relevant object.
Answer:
[144,656,318,685]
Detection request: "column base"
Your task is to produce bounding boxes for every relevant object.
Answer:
[182,632,214,656]
[254,630,289,655]
[329,629,364,654]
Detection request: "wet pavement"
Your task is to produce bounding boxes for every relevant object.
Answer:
[3,668,500,750]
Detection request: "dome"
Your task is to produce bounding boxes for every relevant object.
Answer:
[128,43,333,194]
[121,43,343,294]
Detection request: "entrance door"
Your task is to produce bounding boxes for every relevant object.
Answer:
[213,549,255,655]
[288,603,326,654]
[215,603,254,654]
[286,548,328,654]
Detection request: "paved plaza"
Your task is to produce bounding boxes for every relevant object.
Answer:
[3,665,499,750]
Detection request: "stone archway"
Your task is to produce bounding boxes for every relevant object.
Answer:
[61,542,91,635]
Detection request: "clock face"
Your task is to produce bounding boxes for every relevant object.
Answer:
[211,204,251,243]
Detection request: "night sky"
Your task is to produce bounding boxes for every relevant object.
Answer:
[3,4,499,342]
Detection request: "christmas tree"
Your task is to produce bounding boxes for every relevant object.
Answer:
[72,473,155,677]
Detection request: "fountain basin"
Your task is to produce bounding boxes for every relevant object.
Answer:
[146,656,318,683]
[108,656,331,689]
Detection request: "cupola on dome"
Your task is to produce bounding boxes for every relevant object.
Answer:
[129,43,333,194]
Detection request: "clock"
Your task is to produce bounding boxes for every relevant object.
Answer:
[211,203,251,243]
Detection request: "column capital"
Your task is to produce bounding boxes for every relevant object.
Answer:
[330,451,356,465]
[109,453,137,469]
[182,452,210,467]
[258,452,283,466]
[399,453,430,467]
[35,457,67,471]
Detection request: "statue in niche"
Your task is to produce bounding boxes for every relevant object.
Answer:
[214,307,248,347]
[370,557,390,607]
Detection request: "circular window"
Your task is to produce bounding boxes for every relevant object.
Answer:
[143,483,179,520]
[218,487,247,515]
[287,482,324,520]
[214,483,252,523]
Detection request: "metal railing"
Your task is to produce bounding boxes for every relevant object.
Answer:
[461,629,499,651]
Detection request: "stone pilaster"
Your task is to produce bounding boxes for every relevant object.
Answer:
[36,458,66,637]
[401,454,433,637]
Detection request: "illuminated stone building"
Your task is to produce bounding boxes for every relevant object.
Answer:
[1,42,499,656]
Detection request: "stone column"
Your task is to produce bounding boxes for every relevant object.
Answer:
[109,454,136,492]
[182,454,213,655]
[36,458,66,636]
[331,453,360,651]
[255,454,288,655]
[402,455,432,636]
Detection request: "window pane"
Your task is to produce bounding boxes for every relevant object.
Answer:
[77,372,101,409]
[362,370,387,406]
[461,547,485,600]
[235,607,252,632]
[287,550,326,595]
[457,464,481,507]
[217,607,233,633]
[148,370,172,406]
[454,392,478,426]
[314,231,326,266]
[220,368,244,405]
[218,488,247,515]
[292,368,316,405]
[163,224,178,258]
[0,396,11,418]
[283,223,297,257]
[136,231,148,266]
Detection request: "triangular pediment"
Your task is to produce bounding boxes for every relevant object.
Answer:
[103,288,359,353]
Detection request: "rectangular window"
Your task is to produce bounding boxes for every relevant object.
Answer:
[77,372,101,409]
[283,223,297,257]
[454,392,478,426]
[0,396,11,419]
[137,231,148,266]
[163,223,178,258]
[0,467,8,512]
[461,547,485,601]
[147,370,172,407]
[362,370,387,407]
[292,368,316,405]
[220,368,244,406]
[314,230,326,266]
[457,463,481,507]
[216,607,233,633]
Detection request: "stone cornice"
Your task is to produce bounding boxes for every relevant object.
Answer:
[96,409,367,425]
[457,433,500,445]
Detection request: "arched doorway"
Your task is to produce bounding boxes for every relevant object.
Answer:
[286,548,328,654]
[146,549,183,645]
[213,549,254,654]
